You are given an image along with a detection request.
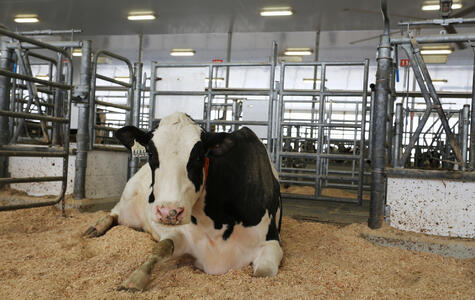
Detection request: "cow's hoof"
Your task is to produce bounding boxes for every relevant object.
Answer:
[253,262,278,277]
[82,215,115,238]
[119,269,149,292]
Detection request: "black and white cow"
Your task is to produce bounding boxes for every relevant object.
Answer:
[84,112,283,291]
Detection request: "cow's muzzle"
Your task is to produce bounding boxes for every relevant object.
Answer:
[156,206,185,225]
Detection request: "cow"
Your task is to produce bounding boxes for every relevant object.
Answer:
[83,112,283,291]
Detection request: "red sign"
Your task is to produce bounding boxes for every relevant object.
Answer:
[212,59,223,63]
[400,59,409,67]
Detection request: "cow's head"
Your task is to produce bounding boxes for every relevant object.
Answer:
[115,112,233,226]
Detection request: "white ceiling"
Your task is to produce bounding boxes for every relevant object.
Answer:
[1,0,475,35]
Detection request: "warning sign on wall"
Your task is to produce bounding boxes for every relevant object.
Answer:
[400,59,409,67]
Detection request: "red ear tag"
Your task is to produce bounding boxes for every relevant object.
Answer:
[203,157,210,186]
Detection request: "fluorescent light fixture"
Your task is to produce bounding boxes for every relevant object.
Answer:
[35,75,49,80]
[170,49,195,56]
[420,49,453,55]
[114,76,130,82]
[421,1,462,10]
[205,77,225,81]
[127,12,156,21]
[425,79,448,84]
[72,49,82,57]
[260,7,293,16]
[303,78,327,82]
[284,48,313,56]
[14,14,39,23]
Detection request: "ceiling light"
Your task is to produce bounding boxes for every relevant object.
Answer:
[303,78,327,82]
[421,1,462,11]
[72,49,82,57]
[35,74,49,80]
[425,79,448,84]
[420,49,453,55]
[170,49,195,56]
[127,13,156,21]
[260,7,293,16]
[284,48,313,56]
[114,76,130,82]
[14,15,39,23]
[205,77,225,81]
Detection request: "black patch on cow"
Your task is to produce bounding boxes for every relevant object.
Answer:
[191,215,197,225]
[223,224,235,240]
[202,127,281,242]
[186,141,205,192]
[147,140,159,203]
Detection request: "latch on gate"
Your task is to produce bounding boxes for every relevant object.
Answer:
[131,140,147,158]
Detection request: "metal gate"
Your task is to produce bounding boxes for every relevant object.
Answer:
[276,60,370,204]
[149,42,277,155]
[0,28,73,212]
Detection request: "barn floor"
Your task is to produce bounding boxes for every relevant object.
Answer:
[1,207,474,299]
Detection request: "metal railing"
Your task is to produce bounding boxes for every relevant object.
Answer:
[0,27,73,213]
[276,60,370,205]
[149,41,278,155]
[89,50,134,151]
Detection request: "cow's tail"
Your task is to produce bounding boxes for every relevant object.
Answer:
[278,195,282,233]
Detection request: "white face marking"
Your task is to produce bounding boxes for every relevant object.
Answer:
[147,112,204,225]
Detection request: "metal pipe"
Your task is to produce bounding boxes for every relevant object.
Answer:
[0,27,70,55]
[129,62,142,177]
[52,53,64,146]
[73,40,92,199]
[393,103,403,167]
[266,41,277,155]
[0,38,13,180]
[471,46,475,170]
[357,59,370,205]
[391,34,475,44]
[0,110,68,122]
[369,0,391,229]
[17,29,82,36]
[0,68,70,89]
[206,65,213,131]
[461,104,470,170]
[149,62,157,130]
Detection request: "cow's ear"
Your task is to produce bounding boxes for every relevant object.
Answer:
[115,126,153,150]
[202,132,234,157]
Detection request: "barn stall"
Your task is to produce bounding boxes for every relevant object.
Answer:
[0,0,474,299]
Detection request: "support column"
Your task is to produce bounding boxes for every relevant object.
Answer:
[0,38,13,180]
[369,0,392,229]
[73,40,92,199]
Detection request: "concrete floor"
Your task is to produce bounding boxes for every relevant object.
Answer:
[282,197,370,225]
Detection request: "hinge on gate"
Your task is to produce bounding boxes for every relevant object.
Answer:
[131,140,147,158]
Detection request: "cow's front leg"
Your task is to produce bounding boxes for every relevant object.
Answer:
[252,240,283,277]
[119,238,174,292]
[83,214,118,238]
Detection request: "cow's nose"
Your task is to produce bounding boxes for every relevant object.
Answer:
[156,206,185,224]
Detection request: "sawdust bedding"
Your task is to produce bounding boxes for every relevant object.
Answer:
[0,207,473,300]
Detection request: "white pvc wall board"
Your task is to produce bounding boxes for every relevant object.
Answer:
[8,150,128,199]
[387,177,475,238]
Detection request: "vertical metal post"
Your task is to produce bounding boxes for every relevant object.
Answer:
[393,103,403,167]
[0,38,13,180]
[369,0,391,229]
[357,59,370,204]
[73,40,92,199]
[267,41,277,155]
[368,84,376,159]
[314,63,326,199]
[470,46,475,170]
[225,31,233,131]
[386,62,396,164]
[129,62,142,177]
[461,104,470,170]
[206,65,213,131]
[276,65,286,172]
[52,53,64,146]
[149,62,157,130]
[310,31,321,140]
